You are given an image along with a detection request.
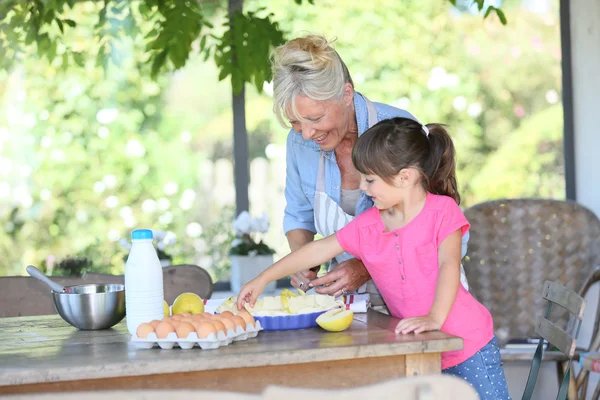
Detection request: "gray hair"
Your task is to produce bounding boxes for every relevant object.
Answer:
[271,34,353,128]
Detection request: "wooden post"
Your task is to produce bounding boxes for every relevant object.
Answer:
[229,0,249,216]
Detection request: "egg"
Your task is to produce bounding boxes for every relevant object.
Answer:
[176,322,196,338]
[169,319,181,329]
[149,320,162,329]
[230,315,247,331]
[191,314,205,323]
[210,314,223,320]
[136,323,154,338]
[220,317,235,331]
[155,321,175,339]
[220,311,235,318]
[181,312,192,318]
[171,314,184,321]
[211,319,226,334]
[237,310,255,327]
[202,312,213,318]
[196,321,217,339]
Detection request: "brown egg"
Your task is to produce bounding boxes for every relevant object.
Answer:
[169,319,181,329]
[181,312,192,318]
[155,321,175,339]
[237,310,255,327]
[171,314,184,321]
[190,321,202,331]
[211,319,226,333]
[202,312,213,318]
[220,311,234,318]
[136,323,154,338]
[176,322,196,338]
[210,314,224,321]
[196,321,217,339]
[149,319,162,329]
[191,314,205,323]
[230,315,246,330]
[182,318,194,324]
[220,317,236,331]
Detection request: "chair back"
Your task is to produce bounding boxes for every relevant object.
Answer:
[0,264,213,317]
[463,198,600,345]
[522,281,586,400]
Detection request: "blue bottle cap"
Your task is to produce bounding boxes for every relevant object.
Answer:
[131,229,153,240]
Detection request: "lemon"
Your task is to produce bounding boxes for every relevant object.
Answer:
[172,292,204,315]
[316,308,354,332]
[281,288,297,298]
[163,300,170,317]
[280,294,291,313]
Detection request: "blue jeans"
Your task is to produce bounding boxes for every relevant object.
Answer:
[443,336,511,400]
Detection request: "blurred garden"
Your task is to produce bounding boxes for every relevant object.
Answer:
[0,0,564,282]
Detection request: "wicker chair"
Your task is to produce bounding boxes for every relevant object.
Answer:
[463,199,600,345]
[463,199,600,398]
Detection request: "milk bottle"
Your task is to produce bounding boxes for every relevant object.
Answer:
[124,229,164,334]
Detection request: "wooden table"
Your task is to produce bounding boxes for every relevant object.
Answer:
[0,310,462,395]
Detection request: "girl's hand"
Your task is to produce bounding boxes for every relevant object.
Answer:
[395,314,442,334]
[236,278,266,310]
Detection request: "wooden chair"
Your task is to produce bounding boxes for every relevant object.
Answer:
[0,264,213,317]
[521,281,586,400]
[463,199,600,397]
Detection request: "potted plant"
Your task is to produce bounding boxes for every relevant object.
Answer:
[229,211,276,293]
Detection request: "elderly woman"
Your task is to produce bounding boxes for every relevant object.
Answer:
[272,34,469,302]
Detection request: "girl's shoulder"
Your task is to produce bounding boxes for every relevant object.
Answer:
[353,206,381,228]
[426,193,459,211]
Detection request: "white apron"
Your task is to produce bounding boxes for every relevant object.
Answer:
[312,95,469,304]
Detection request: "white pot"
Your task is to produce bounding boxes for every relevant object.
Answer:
[230,254,276,294]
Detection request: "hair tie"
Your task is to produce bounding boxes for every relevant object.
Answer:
[422,125,430,137]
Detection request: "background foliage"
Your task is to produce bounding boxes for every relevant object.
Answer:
[0,0,562,281]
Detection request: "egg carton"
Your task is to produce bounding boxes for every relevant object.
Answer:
[130,320,263,350]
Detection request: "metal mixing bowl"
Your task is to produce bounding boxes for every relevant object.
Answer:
[52,284,126,330]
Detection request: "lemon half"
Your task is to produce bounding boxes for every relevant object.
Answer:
[316,308,354,332]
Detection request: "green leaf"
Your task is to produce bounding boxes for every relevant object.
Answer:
[495,8,507,25]
[150,48,168,79]
[63,19,76,28]
[72,52,84,67]
[484,6,494,19]
[199,35,207,51]
[43,10,55,24]
[55,18,64,33]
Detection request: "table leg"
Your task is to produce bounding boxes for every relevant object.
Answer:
[405,353,442,376]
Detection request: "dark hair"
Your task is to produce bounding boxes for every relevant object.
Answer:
[352,117,461,205]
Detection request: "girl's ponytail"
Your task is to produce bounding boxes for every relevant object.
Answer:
[424,124,461,205]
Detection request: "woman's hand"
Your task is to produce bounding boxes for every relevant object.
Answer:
[308,258,371,297]
[290,269,318,291]
[236,277,266,310]
[395,314,442,334]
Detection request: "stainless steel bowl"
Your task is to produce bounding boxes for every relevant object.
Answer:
[52,284,126,330]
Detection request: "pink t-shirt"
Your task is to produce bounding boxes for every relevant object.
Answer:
[336,192,494,369]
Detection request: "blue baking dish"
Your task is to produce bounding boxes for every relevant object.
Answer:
[253,310,326,331]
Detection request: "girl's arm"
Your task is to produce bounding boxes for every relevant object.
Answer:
[237,234,344,309]
[395,229,462,334]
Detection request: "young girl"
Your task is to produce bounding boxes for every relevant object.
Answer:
[236,117,511,400]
